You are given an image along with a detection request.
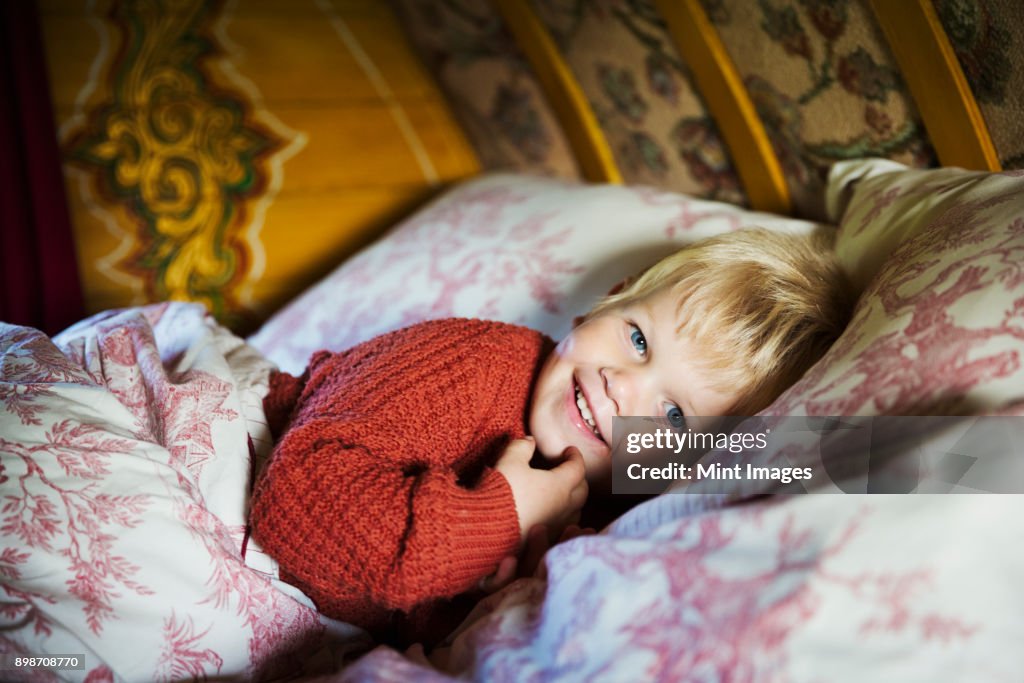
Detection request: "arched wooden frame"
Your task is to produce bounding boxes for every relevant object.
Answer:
[492,0,1002,210]
[654,0,791,214]
[870,0,999,171]
[492,0,622,184]
[494,0,792,213]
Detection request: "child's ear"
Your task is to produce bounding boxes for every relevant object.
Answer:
[605,275,635,297]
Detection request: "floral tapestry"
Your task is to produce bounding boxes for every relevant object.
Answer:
[533,0,746,206]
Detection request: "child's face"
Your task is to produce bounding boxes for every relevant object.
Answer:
[529,287,743,484]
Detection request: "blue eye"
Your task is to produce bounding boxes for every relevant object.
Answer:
[666,405,686,429]
[629,325,647,356]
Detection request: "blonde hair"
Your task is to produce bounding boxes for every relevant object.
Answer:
[588,228,855,415]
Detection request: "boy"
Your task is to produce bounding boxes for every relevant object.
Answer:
[248,228,853,644]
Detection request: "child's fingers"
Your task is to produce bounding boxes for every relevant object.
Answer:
[553,447,589,511]
[405,643,430,666]
[553,446,586,484]
[569,477,588,512]
[479,554,518,593]
[495,436,536,466]
[503,436,536,464]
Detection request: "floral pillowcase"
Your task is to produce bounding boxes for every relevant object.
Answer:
[769,159,1024,417]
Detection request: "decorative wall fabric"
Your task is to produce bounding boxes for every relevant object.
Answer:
[694,0,937,218]
[532,0,747,206]
[934,0,1024,168]
[393,0,1023,222]
[1,1,84,335]
[391,0,581,179]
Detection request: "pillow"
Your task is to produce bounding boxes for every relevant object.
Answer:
[768,159,1024,417]
[248,174,827,373]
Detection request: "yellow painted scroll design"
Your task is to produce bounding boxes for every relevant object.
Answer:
[67,0,282,324]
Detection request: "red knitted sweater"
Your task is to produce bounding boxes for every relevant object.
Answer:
[249,318,551,641]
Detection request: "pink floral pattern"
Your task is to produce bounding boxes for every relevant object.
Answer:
[0,304,361,680]
[772,160,1024,416]
[157,612,224,681]
[329,494,1015,682]
[2,418,152,637]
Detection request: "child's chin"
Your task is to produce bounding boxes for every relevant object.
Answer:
[578,443,610,468]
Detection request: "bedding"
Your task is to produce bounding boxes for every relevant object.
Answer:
[3,161,1024,682]
[324,160,1024,680]
[0,304,368,681]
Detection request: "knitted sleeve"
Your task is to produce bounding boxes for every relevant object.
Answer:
[262,368,307,437]
[249,319,548,620]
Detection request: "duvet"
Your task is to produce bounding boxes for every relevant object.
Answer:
[2,303,1021,682]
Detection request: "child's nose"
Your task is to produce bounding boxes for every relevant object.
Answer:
[602,367,649,416]
[600,368,623,414]
[602,368,659,417]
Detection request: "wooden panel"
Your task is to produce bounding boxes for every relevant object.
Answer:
[54,100,476,193]
[35,0,381,16]
[61,187,144,313]
[240,102,477,193]
[870,0,1000,171]
[492,0,621,184]
[36,14,109,110]
[36,0,116,15]
[654,0,790,214]
[40,0,480,329]
[223,13,439,104]
[63,174,441,319]
[248,187,437,312]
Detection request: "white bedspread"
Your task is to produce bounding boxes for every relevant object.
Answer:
[0,304,365,682]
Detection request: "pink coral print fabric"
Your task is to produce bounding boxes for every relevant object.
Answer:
[328,492,1023,683]
[769,159,1024,417]
[447,493,1022,682]
[0,304,365,681]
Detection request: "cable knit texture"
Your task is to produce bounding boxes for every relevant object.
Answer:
[249,318,551,642]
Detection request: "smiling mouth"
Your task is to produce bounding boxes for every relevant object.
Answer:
[574,379,603,442]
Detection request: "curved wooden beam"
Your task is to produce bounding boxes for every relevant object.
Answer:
[654,0,791,214]
[492,0,622,183]
[870,0,1000,171]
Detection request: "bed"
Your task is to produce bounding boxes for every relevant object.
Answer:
[3,1,1024,681]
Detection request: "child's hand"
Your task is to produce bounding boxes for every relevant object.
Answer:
[478,524,548,593]
[479,523,597,593]
[495,437,588,541]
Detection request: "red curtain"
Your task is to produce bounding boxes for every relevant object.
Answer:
[0,0,84,335]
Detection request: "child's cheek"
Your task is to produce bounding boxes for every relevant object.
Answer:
[553,335,575,357]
